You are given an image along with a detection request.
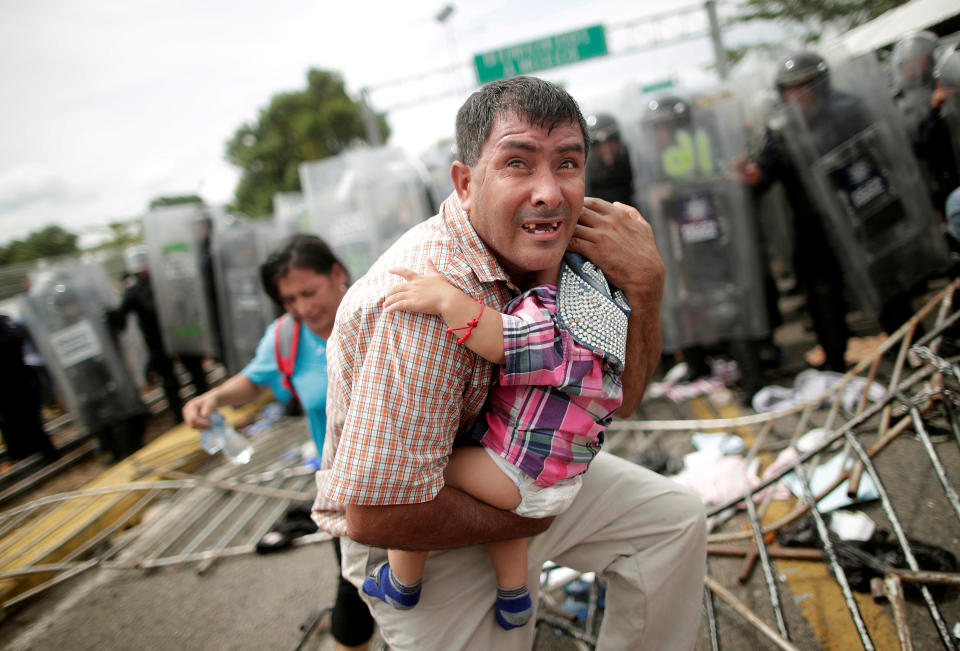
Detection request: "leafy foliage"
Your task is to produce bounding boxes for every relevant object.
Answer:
[81,220,143,252]
[734,0,909,42]
[225,69,390,217]
[0,225,78,265]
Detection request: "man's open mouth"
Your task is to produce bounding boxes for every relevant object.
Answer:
[521,221,561,234]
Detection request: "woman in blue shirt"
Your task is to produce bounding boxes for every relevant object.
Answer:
[183,234,374,651]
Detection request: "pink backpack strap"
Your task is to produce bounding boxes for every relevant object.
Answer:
[273,314,301,400]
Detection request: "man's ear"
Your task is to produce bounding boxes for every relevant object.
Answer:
[451,160,472,212]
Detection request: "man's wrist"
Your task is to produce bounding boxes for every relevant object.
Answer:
[620,272,664,308]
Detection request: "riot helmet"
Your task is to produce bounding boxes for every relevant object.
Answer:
[586,113,620,144]
[643,95,692,154]
[124,244,149,275]
[50,281,85,319]
[775,52,829,93]
[892,31,938,90]
[775,51,830,116]
[935,44,960,90]
[643,95,692,127]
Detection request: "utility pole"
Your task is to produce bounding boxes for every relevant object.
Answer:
[705,0,730,80]
[359,88,382,146]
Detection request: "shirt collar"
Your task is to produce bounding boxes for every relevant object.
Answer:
[440,191,518,292]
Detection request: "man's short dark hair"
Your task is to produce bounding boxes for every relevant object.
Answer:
[455,76,589,167]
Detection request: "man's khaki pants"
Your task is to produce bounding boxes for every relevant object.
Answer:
[341,451,707,650]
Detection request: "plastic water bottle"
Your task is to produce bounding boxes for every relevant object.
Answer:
[222,422,253,465]
[200,412,226,454]
[201,411,253,464]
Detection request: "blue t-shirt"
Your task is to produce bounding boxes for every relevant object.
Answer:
[242,320,328,455]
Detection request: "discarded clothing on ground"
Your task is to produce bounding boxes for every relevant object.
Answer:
[670,448,761,505]
[646,360,740,403]
[691,432,745,455]
[766,428,880,512]
[256,502,317,554]
[778,515,958,596]
[752,369,886,415]
[629,449,684,476]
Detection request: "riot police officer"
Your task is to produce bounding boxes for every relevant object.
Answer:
[736,52,855,371]
[891,31,939,137]
[110,245,202,422]
[737,51,946,370]
[22,267,146,462]
[0,313,59,464]
[585,112,634,205]
[914,43,960,214]
[638,91,771,395]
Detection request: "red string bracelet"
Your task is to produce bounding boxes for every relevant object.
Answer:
[446,300,485,344]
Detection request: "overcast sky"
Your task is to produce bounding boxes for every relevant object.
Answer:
[0,0,760,247]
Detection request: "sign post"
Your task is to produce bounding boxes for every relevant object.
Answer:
[473,24,608,84]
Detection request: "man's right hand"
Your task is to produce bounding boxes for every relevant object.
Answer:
[182,392,218,429]
[568,197,664,305]
[732,154,762,186]
[932,83,955,109]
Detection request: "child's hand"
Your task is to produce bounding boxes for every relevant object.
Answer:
[385,258,454,315]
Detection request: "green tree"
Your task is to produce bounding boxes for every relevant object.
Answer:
[83,219,142,252]
[734,0,909,43]
[149,194,204,209]
[225,68,390,217]
[0,225,78,265]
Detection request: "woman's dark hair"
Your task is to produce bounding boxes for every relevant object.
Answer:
[259,234,348,308]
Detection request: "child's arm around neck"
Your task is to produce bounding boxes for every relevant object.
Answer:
[384,258,505,365]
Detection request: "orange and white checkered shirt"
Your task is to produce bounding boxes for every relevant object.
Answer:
[312,193,517,536]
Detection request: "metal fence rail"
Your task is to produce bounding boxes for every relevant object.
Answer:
[0,416,324,614]
[617,279,960,650]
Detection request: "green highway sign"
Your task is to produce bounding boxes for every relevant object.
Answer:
[473,24,608,84]
[641,78,675,94]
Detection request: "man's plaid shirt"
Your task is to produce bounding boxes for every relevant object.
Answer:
[312,194,516,536]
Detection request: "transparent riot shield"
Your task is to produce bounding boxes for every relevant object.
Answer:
[736,82,796,279]
[211,213,277,375]
[889,32,939,137]
[937,45,960,197]
[941,95,960,200]
[273,191,306,240]
[299,147,434,279]
[895,84,935,138]
[20,263,144,434]
[634,91,769,352]
[777,54,949,311]
[141,203,221,358]
[419,139,457,213]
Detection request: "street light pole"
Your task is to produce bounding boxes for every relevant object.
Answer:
[705,0,730,80]
[359,88,382,146]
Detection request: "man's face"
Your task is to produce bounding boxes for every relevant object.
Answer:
[454,113,586,283]
[653,123,674,150]
[903,57,930,83]
[782,83,816,117]
[594,139,620,166]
